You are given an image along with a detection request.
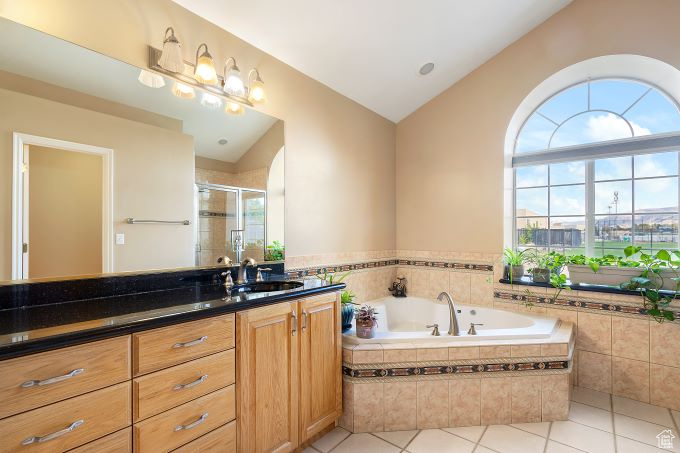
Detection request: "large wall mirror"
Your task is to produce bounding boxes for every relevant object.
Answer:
[0,18,285,282]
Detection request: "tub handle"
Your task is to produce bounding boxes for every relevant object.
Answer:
[426,324,440,336]
[467,323,484,335]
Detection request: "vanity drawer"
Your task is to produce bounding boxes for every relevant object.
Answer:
[133,349,235,421]
[0,381,131,453]
[134,385,236,453]
[67,427,132,453]
[172,421,236,452]
[0,336,131,418]
[133,314,234,376]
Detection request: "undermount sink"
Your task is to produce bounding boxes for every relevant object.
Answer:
[235,281,304,293]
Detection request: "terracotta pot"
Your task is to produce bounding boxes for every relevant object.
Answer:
[355,319,376,339]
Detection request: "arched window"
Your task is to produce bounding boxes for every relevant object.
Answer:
[513,78,680,256]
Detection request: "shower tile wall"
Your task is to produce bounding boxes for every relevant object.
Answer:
[197,189,237,266]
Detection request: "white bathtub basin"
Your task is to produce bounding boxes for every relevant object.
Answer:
[344,296,558,344]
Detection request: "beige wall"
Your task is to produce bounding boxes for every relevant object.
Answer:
[0,88,195,280]
[28,145,102,278]
[0,0,396,264]
[236,120,284,173]
[396,0,680,254]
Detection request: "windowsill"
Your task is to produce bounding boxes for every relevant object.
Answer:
[497,276,678,296]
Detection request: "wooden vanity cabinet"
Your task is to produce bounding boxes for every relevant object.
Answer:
[236,293,341,453]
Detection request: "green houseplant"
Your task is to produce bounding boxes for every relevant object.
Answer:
[264,240,285,261]
[317,271,356,332]
[525,249,550,283]
[503,248,527,282]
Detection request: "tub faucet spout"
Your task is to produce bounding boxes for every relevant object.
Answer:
[437,292,460,336]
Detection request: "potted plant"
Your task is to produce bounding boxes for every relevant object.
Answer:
[355,305,379,339]
[340,290,357,332]
[264,240,285,261]
[525,249,550,283]
[503,248,526,282]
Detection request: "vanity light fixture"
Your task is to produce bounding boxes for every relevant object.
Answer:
[158,27,185,73]
[137,69,165,88]
[225,101,245,116]
[247,69,266,104]
[194,43,218,85]
[223,57,246,97]
[172,81,195,99]
[200,92,222,109]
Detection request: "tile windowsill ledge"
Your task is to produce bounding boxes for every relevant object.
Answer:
[498,276,679,297]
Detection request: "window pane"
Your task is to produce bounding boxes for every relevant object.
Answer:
[550,161,584,185]
[590,80,649,114]
[634,214,679,250]
[549,217,585,251]
[515,114,555,153]
[634,152,678,178]
[624,89,680,136]
[516,217,548,247]
[550,185,585,215]
[594,180,632,214]
[516,188,548,216]
[594,215,632,256]
[516,165,548,188]
[552,112,633,149]
[635,177,678,211]
[538,83,588,124]
[595,156,632,181]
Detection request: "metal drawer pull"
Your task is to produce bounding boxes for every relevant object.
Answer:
[301,311,308,331]
[172,336,208,349]
[21,368,85,388]
[291,310,298,336]
[173,374,208,390]
[21,419,84,445]
[174,413,208,432]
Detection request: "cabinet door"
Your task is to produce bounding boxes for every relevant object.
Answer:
[299,294,342,442]
[237,302,299,453]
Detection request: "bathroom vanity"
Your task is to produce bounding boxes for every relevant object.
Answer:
[0,274,343,453]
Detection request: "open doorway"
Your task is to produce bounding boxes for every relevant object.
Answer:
[12,133,113,279]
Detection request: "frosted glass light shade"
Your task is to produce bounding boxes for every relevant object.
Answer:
[223,58,245,97]
[172,82,195,99]
[248,78,266,104]
[158,27,185,73]
[225,101,245,116]
[138,70,165,88]
[201,93,222,109]
[194,44,218,85]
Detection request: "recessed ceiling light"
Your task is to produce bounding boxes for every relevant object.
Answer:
[218,139,228,145]
[419,62,435,75]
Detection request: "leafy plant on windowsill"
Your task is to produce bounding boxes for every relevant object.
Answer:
[264,240,285,261]
[618,246,679,323]
[316,270,356,305]
[503,248,527,284]
[522,256,571,310]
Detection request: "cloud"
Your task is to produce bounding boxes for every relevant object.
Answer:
[586,113,651,142]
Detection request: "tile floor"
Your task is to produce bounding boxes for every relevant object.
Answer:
[307,387,680,453]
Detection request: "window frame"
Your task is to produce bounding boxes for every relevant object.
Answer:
[512,78,680,255]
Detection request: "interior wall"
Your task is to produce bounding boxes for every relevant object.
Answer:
[0,0,397,264]
[395,0,680,254]
[28,145,102,278]
[0,88,195,279]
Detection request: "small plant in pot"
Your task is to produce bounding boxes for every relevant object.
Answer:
[340,290,357,332]
[355,304,379,339]
[525,249,550,283]
[503,248,526,282]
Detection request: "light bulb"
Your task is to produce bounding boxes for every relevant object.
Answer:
[138,70,165,88]
[158,27,185,73]
[225,101,245,116]
[193,43,218,85]
[172,82,195,99]
[201,93,222,109]
[248,78,266,104]
[223,58,245,97]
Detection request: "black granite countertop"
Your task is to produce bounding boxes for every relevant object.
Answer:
[0,276,344,360]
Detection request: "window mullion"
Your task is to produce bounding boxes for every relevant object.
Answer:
[585,160,595,256]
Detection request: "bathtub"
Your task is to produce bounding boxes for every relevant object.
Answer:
[343,296,559,344]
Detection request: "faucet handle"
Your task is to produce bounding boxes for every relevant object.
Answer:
[217,256,232,265]
[255,268,272,282]
[467,323,484,335]
[426,324,440,336]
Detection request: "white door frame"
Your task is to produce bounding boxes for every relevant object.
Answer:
[11,133,114,279]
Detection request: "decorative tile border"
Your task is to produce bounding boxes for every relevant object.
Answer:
[285,258,494,278]
[343,359,570,379]
[494,290,680,320]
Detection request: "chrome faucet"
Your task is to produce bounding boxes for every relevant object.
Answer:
[437,291,460,336]
[237,257,257,284]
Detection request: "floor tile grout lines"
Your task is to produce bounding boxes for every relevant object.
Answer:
[609,393,618,453]
[542,421,553,453]
[571,394,678,430]
[368,430,419,451]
